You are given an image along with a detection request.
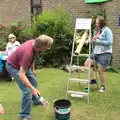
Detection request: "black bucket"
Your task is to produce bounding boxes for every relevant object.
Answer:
[54,99,71,120]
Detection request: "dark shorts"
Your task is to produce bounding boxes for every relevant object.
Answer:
[90,53,112,67]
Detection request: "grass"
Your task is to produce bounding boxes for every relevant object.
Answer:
[0,68,120,120]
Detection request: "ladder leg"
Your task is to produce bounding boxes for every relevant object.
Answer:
[65,29,77,99]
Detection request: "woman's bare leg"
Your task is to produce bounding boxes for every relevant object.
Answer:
[84,58,96,80]
[98,64,105,85]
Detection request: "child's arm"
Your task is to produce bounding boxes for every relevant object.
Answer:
[13,41,21,52]
[0,104,4,114]
[14,41,21,47]
[6,43,9,51]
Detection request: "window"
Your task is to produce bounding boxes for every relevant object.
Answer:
[31,0,42,15]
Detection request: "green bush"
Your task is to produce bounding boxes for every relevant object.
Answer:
[0,23,8,51]
[0,21,33,51]
[7,21,23,38]
[105,66,120,73]
[18,26,33,43]
[31,5,74,67]
[7,21,33,44]
[0,36,7,51]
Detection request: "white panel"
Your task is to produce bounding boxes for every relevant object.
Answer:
[75,18,92,30]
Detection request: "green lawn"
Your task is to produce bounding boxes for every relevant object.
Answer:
[0,68,120,120]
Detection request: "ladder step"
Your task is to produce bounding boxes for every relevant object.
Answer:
[67,90,88,96]
[73,53,89,57]
[71,65,89,70]
[70,78,88,84]
[71,94,83,98]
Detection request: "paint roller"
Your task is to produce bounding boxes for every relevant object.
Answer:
[75,30,88,55]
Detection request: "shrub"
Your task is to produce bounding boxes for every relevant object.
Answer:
[7,21,33,44]
[0,23,8,51]
[18,25,33,43]
[7,21,23,38]
[0,36,7,51]
[31,5,74,67]
[0,21,33,51]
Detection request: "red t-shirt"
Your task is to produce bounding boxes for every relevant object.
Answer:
[7,40,37,70]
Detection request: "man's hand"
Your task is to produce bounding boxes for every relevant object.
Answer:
[19,67,37,92]
[31,87,40,97]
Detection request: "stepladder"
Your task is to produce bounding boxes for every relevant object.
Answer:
[65,18,98,104]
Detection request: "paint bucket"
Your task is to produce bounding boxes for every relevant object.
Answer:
[54,99,71,120]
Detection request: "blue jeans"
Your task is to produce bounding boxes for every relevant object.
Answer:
[6,62,40,118]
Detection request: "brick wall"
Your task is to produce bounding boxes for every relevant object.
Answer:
[43,0,101,21]
[0,0,31,24]
[101,0,120,66]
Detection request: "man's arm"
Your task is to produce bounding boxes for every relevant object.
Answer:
[19,66,39,96]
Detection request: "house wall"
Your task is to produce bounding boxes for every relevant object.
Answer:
[0,0,31,24]
[43,0,101,21]
[101,0,120,66]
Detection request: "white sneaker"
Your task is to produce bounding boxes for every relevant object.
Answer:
[99,85,105,93]
[19,116,32,120]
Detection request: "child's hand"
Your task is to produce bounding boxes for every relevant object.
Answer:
[0,104,4,114]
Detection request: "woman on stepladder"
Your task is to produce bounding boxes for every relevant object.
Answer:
[84,16,113,92]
